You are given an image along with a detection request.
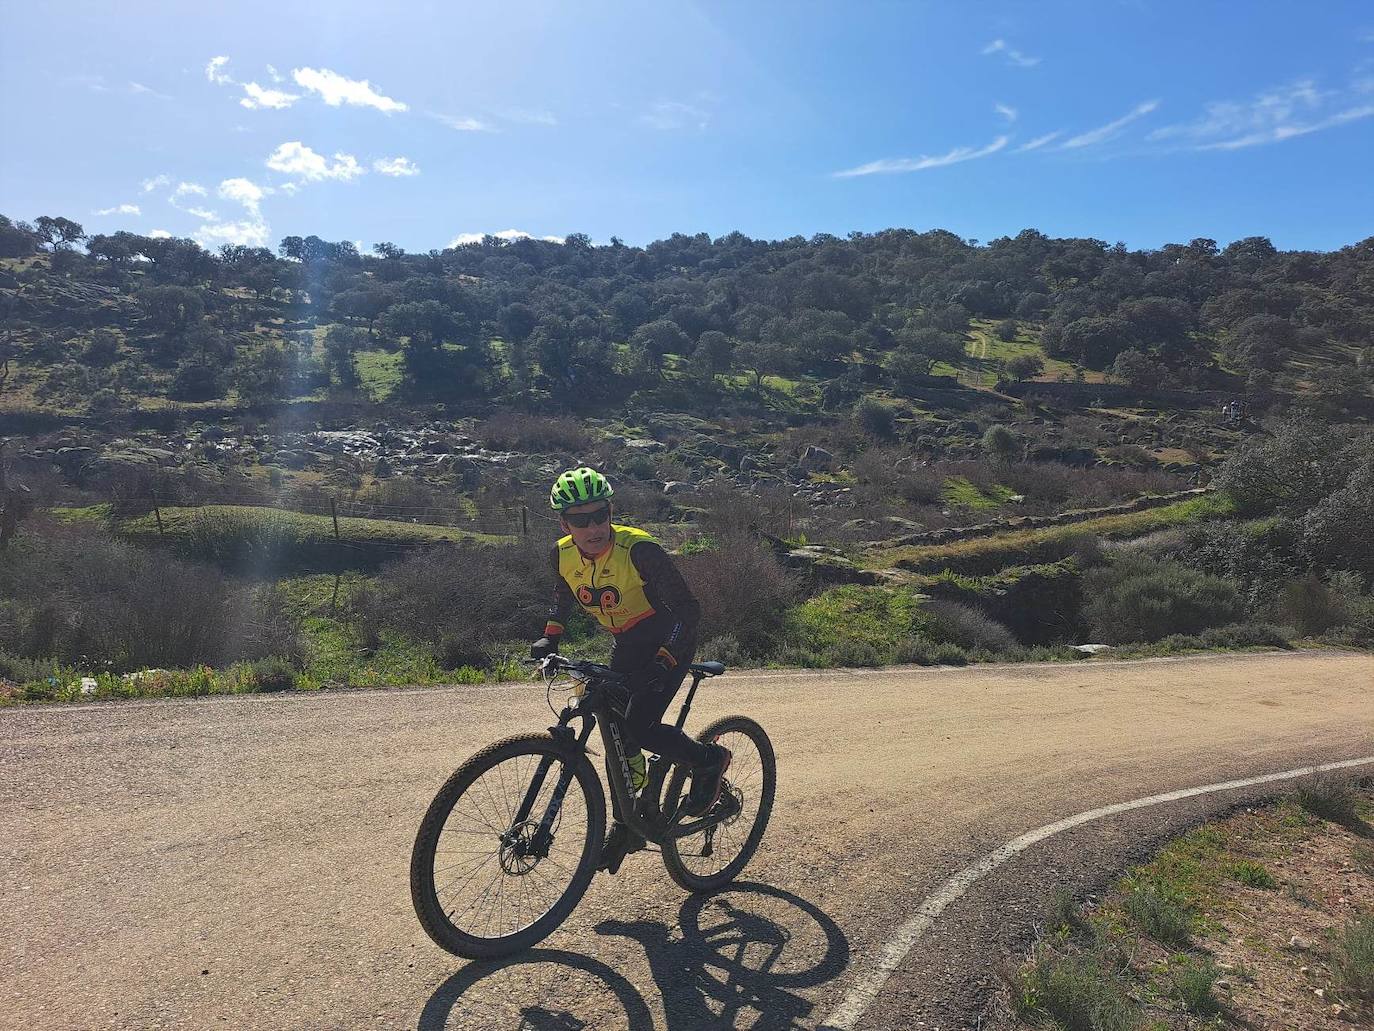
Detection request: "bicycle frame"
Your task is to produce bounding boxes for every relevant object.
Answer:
[508,667,736,856]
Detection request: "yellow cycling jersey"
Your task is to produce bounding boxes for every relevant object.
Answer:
[555,524,659,634]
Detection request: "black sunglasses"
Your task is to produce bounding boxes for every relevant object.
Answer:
[563,505,611,529]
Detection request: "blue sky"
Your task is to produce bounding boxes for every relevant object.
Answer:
[3,2,1372,254]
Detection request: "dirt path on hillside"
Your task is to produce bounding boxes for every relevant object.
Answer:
[3,651,1371,1030]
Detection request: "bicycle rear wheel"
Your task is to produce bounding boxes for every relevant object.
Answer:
[661,715,776,893]
[410,733,606,959]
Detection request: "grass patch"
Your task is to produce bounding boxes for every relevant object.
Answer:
[354,348,404,402]
[941,475,1017,511]
[1121,877,1194,947]
[1012,947,1141,1030]
[872,492,1235,574]
[1333,914,1374,1001]
[1229,859,1276,889]
[1168,955,1221,1015]
[1295,773,1363,828]
[118,504,511,573]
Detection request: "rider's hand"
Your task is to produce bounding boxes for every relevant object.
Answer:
[530,636,557,660]
[629,655,673,693]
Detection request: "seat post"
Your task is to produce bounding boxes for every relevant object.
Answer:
[674,674,704,731]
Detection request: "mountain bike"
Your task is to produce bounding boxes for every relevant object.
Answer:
[410,653,777,959]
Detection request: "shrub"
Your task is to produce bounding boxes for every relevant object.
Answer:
[1301,462,1374,574]
[1215,420,1360,516]
[1004,353,1044,381]
[1169,957,1221,1014]
[1121,876,1193,946]
[0,520,302,671]
[994,318,1018,342]
[249,655,298,692]
[1083,555,1245,644]
[1196,623,1288,649]
[981,424,1019,461]
[680,543,797,659]
[476,412,592,455]
[1295,774,1361,827]
[854,398,895,439]
[1013,948,1139,1031]
[1333,915,1374,1001]
[355,543,548,669]
[921,598,1018,652]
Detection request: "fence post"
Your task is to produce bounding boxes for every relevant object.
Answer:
[330,497,342,612]
[153,493,164,537]
[521,505,528,535]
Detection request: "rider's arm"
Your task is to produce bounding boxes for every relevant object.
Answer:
[630,540,700,670]
[543,544,575,647]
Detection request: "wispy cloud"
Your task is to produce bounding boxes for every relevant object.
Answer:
[373,156,420,177]
[291,67,406,113]
[94,203,141,216]
[167,181,216,220]
[502,108,557,126]
[128,82,171,100]
[834,135,1010,177]
[205,56,232,86]
[449,229,564,247]
[148,229,173,239]
[982,39,1040,68]
[995,102,1018,122]
[640,100,710,131]
[192,177,271,249]
[1061,99,1160,148]
[265,141,365,181]
[1016,131,1063,152]
[241,82,299,110]
[141,174,171,193]
[432,113,494,132]
[1147,79,1374,150]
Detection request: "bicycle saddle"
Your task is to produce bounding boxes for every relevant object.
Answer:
[688,661,726,677]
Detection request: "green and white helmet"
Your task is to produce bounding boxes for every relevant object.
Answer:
[550,466,614,511]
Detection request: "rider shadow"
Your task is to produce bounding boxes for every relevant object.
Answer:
[417,883,848,1030]
[596,881,850,1030]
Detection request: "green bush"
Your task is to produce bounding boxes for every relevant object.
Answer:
[921,598,1018,652]
[1013,948,1140,1031]
[1229,860,1276,888]
[1169,957,1221,1014]
[1333,915,1374,1001]
[1121,876,1193,946]
[1083,555,1246,644]
[249,655,298,692]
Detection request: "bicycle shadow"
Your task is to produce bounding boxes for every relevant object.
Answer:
[417,882,848,1030]
[596,881,849,1030]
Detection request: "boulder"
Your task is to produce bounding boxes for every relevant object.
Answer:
[798,445,835,473]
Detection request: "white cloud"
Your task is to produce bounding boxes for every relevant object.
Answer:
[168,182,216,219]
[640,100,710,131]
[982,39,1040,68]
[206,56,232,85]
[1061,99,1160,148]
[278,182,301,195]
[129,82,171,100]
[140,174,171,193]
[193,219,270,248]
[291,67,407,113]
[219,177,267,214]
[1198,103,1374,150]
[995,102,1018,122]
[833,135,1010,177]
[265,141,365,181]
[449,229,563,247]
[174,181,208,198]
[433,113,495,132]
[1146,79,1374,150]
[266,64,284,83]
[240,82,299,109]
[148,229,173,239]
[1016,130,1063,152]
[94,203,141,216]
[373,156,420,176]
[182,206,219,220]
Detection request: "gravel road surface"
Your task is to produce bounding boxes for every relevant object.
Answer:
[3,650,1371,1030]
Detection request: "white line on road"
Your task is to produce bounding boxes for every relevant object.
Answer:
[819,754,1374,1030]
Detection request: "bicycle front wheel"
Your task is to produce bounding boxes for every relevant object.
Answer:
[410,733,606,959]
[661,715,776,893]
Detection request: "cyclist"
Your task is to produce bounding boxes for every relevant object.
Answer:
[530,465,731,873]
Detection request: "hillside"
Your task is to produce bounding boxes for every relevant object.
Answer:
[0,219,1371,700]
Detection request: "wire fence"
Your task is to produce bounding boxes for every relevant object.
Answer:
[100,491,562,538]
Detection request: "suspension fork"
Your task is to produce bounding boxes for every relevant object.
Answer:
[515,711,595,855]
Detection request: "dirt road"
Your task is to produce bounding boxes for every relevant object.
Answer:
[3,651,1372,1030]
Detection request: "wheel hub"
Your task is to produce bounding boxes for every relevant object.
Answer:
[498,820,546,874]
